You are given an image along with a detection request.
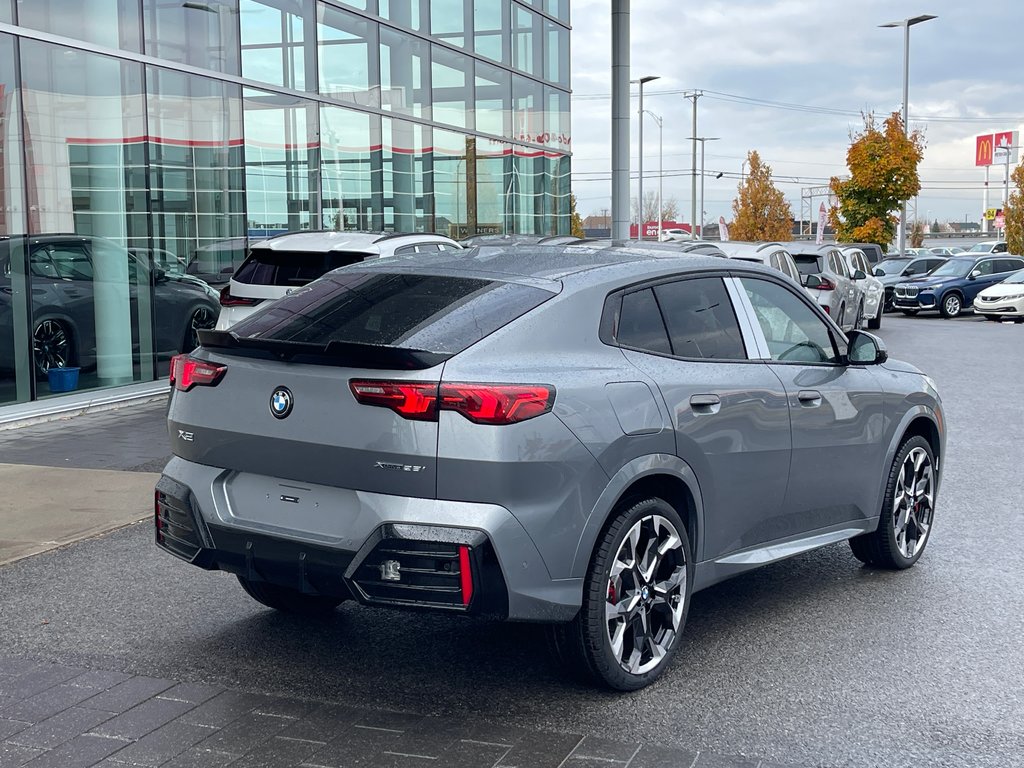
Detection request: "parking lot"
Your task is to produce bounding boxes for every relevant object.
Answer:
[0,312,1022,768]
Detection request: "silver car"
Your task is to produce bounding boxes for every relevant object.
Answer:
[157,243,945,691]
[717,241,802,284]
[791,244,865,331]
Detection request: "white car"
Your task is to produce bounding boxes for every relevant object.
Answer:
[659,228,691,242]
[842,247,884,329]
[717,241,802,284]
[790,245,864,332]
[215,231,463,329]
[964,240,1009,255]
[973,268,1024,321]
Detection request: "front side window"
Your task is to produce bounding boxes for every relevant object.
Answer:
[741,278,839,365]
[653,278,746,360]
[974,259,995,276]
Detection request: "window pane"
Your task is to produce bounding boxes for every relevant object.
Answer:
[430,0,466,47]
[741,278,839,364]
[513,74,543,144]
[476,138,509,236]
[147,68,246,286]
[379,0,427,32]
[321,105,381,231]
[512,5,541,76]
[617,289,671,355]
[474,0,506,64]
[244,90,319,235]
[17,0,141,52]
[431,46,472,130]
[545,87,570,150]
[143,0,240,74]
[476,61,511,139]
[654,278,746,360]
[382,117,430,232]
[318,3,378,105]
[240,0,313,91]
[381,28,429,119]
[0,1,10,22]
[433,128,469,238]
[544,20,568,86]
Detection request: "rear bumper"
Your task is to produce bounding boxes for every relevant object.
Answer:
[155,457,581,622]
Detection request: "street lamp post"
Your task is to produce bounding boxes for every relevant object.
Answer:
[687,137,719,239]
[643,109,663,241]
[634,75,660,240]
[880,14,936,256]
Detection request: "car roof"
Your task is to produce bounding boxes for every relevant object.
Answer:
[250,230,456,253]
[787,244,839,255]
[716,241,790,261]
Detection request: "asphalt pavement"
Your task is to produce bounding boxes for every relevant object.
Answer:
[1,313,1023,768]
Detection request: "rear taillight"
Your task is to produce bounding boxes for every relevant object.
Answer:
[817,277,837,291]
[349,380,555,425]
[822,306,831,315]
[170,354,227,392]
[219,285,261,307]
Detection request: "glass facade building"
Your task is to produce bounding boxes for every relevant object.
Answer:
[0,0,570,407]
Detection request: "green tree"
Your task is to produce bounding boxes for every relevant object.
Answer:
[569,193,585,238]
[730,150,793,241]
[1005,164,1024,256]
[829,112,925,251]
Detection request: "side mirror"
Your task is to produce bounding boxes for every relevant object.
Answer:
[846,330,888,365]
[903,268,916,276]
[152,267,167,284]
[872,267,884,277]
[970,269,981,279]
[804,274,823,289]
[852,269,866,280]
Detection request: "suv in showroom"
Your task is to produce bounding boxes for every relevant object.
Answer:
[157,242,945,690]
[215,231,462,329]
[893,255,1024,317]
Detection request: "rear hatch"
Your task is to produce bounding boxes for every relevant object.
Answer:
[792,254,825,277]
[224,247,376,304]
[168,269,557,500]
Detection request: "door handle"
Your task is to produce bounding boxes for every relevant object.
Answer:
[797,390,822,406]
[690,394,721,414]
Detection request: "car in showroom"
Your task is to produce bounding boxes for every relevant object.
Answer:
[156,242,945,691]
[873,255,948,311]
[892,254,1024,317]
[717,241,802,283]
[841,246,884,329]
[215,231,462,330]
[973,268,1024,321]
[0,234,219,378]
[790,244,865,330]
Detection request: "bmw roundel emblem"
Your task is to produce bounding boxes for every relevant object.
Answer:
[270,387,293,419]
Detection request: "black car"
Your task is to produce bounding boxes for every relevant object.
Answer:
[1,234,220,376]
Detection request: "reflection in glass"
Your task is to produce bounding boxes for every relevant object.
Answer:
[474,0,506,64]
[147,68,246,285]
[477,138,510,236]
[513,74,543,144]
[513,5,540,76]
[0,1,10,23]
[318,3,378,105]
[321,105,379,231]
[544,19,569,87]
[431,46,472,130]
[144,0,241,74]
[379,0,427,32]
[245,90,319,235]
[545,87,570,151]
[380,27,429,119]
[433,129,468,239]
[430,0,466,48]
[475,61,511,139]
[16,0,142,52]
[240,0,313,91]
[382,118,431,232]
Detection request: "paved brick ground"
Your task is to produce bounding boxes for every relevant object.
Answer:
[0,657,804,768]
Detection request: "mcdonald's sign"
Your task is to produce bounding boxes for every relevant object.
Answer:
[976,134,994,166]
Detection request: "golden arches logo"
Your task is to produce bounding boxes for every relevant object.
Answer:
[976,135,993,166]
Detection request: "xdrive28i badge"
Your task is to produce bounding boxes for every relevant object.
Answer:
[269,387,293,419]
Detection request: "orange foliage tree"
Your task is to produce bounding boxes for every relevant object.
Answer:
[829,112,925,251]
[730,150,793,241]
[1005,164,1024,256]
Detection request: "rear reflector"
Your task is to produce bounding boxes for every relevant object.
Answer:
[219,285,262,307]
[459,545,473,606]
[349,380,555,425]
[170,354,227,392]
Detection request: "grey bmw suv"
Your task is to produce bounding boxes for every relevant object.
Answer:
[156,243,945,690]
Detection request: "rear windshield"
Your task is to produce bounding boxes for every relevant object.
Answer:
[229,271,556,355]
[234,249,370,286]
[793,255,824,276]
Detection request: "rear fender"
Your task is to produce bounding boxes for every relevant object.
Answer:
[875,404,944,514]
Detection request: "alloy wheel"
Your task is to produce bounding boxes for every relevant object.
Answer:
[605,514,687,675]
[943,295,961,317]
[892,446,934,559]
[33,320,71,374]
[186,307,216,351]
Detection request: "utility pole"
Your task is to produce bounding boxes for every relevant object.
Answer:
[610,1,630,242]
[684,91,702,239]
[634,75,660,240]
[688,136,719,239]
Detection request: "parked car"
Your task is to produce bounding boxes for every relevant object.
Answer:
[717,241,801,283]
[963,241,1009,255]
[928,246,964,256]
[215,231,463,330]
[844,242,885,265]
[157,242,945,690]
[892,255,1024,318]
[973,268,1024,321]
[873,255,947,311]
[842,247,884,329]
[0,234,219,377]
[659,228,691,241]
[186,237,248,287]
[670,241,727,257]
[790,245,865,331]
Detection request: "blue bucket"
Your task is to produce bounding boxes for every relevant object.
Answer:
[47,367,80,392]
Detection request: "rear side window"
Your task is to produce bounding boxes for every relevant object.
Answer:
[229,272,555,355]
[793,255,824,276]
[996,258,1024,273]
[616,288,672,355]
[654,278,746,360]
[233,249,370,286]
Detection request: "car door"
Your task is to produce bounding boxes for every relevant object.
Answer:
[614,274,792,560]
[735,275,885,531]
[828,249,858,316]
[963,258,1002,303]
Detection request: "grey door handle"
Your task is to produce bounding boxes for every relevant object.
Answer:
[690,394,721,414]
[797,390,822,406]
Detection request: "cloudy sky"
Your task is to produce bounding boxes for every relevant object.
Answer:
[569,0,1024,228]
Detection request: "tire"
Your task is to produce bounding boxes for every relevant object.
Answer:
[939,292,963,319]
[900,309,919,316]
[867,306,882,330]
[837,304,846,329]
[236,576,342,615]
[32,318,75,378]
[183,305,217,353]
[848,435,936,569]
[548,497,693,691]
[853,301,865,330]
